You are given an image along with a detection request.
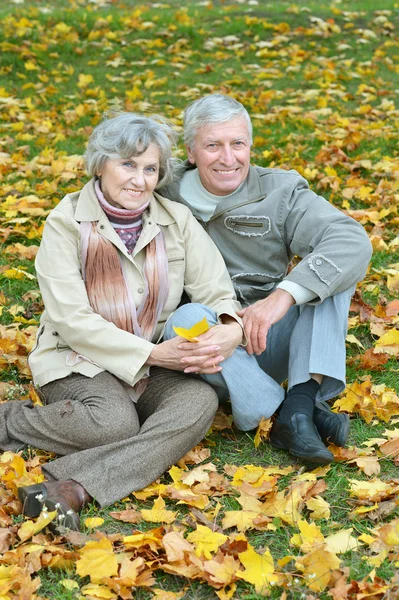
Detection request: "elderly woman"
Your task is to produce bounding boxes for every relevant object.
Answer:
[2,112,285,530]
[0,112,248,530]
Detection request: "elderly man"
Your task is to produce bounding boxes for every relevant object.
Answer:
[162,94,372,464]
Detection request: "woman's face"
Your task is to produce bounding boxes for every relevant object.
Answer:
[98,143,160,210]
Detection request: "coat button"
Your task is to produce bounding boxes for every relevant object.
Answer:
[100,224,105,230]
[138,287,144,293]
[315,258,323,266]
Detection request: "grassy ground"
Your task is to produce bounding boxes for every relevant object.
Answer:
[1,0,399,598]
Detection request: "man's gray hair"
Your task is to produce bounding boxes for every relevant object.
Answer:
[85,112,179,188]
[183,94,253,149]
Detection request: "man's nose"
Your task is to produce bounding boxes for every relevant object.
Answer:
[219,145,235,166]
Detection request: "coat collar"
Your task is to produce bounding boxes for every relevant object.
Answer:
[73,178,175,226]
[161,163,265,220]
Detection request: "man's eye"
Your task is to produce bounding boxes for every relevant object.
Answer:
[234,141,244,147]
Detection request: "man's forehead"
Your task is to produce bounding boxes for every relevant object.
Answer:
[197,117,250,141]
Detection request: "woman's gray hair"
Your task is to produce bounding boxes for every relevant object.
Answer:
[85,112,179,188]
[183,94,253,149]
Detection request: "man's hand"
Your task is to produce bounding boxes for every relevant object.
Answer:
[147,336,224,374]
[179,321,243,374]
[237,289,295,355]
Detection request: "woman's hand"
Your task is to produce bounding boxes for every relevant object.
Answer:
[178,321,243,374]
[147,336,224,374]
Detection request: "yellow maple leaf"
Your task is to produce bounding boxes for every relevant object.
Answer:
[140,496,177,524]
[215,583,237,600]
[290,520,325,552]
[118,556,149,585]
[376,329,399,348]
[84,517,104,529]
[133,482,168,500]
[222,511,259,532]
[296,546,341,592]
[78,74,94,88]
[151,589,185,600]
[18,510,58,542]
[76,538,118,583]
[186,525,227,559]
[348,455,380,476]
[237,544,280,593]
[204,554,241,586]
[306,496,331,520]
[324,528,361,554]
[123,528,164,551]
[81,583,117,598]
[172,317,210,341]
[1,268,36,281]
[349,478,399,502]
[254,417,272,448]
[60,579,79,590]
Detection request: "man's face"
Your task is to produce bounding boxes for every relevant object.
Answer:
[186,117,251,196]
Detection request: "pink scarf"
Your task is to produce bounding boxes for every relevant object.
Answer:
[80,182,170,344]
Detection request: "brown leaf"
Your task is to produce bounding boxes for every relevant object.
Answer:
[380,437,399,458]
[357,348,390,371]
[367,500,398,522]
[386,299,399,317]
[0,527,16,552]
[109,509,142,524]
[350,292,374,323]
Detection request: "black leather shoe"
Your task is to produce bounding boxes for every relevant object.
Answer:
[313,402,350,447]
[270,413,334,465]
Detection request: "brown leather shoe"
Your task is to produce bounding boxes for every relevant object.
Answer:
[18,480,91,531]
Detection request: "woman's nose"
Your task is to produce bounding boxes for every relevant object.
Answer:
[131,170,145,187]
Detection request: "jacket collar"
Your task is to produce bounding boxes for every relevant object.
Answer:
[73,179,175,226]
[163,163,266,220]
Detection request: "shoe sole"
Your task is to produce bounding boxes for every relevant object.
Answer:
[270,438,333,465]
[18,484,80,531]
[18,483,47,518]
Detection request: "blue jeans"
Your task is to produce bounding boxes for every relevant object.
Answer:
[164,303,285,431]
[164,288,354,431]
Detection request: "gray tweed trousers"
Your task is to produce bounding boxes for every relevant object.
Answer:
[0,368,218,507]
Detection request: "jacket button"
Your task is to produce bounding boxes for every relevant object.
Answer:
[138,287,144,293]
[52,331,58,336]
[100,224,105,230]
[315,258,323,266]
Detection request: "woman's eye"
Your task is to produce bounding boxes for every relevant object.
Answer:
[122,161,133,168]
[146,166,158,173]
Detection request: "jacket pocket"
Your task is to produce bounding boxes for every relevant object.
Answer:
[232,272,283,304]
[224,215,271,237]
[166,255,185,303]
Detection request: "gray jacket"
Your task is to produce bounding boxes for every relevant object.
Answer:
[162,165,372,306]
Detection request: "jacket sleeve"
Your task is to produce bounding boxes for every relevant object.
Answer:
[280,175,372,302]
[181,209,243,322]
[35,204,154,386]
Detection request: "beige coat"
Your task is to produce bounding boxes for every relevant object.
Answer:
[29,180,242,389]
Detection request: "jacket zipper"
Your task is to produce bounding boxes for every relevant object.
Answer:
[233,222,263,227]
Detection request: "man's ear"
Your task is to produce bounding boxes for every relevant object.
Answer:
[186,145,196,165]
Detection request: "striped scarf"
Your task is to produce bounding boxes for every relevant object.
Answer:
[79,181,170,343]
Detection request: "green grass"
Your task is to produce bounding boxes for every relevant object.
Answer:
[1,0,399,598]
